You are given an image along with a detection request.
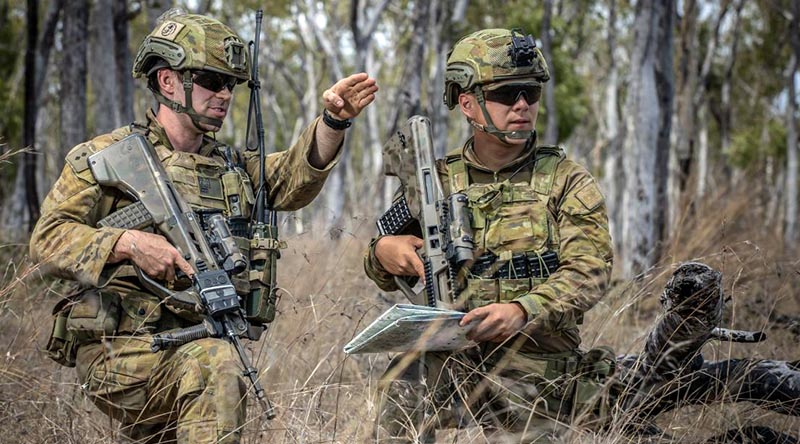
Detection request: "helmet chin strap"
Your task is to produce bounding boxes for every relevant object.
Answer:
[151,71,224,131]
[469,87,536,144]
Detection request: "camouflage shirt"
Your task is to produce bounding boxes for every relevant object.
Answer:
[364,138,613,353]
[31,110,340,289]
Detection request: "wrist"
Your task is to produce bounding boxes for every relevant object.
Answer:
[322,109,352,130]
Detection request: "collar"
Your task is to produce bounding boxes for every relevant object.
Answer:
[460,136,538,174]
[145,109,220,157]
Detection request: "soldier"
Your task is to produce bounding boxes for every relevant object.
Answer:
[31,10,377,444]
[365,29,613,442]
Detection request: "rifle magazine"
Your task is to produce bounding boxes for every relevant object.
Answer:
[377,195,414,235]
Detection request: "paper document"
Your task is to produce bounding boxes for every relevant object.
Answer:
[344,304,477,354]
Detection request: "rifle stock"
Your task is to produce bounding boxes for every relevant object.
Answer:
[380,116,474,308]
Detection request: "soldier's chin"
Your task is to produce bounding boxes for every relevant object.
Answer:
[503,135,528,145]
[201,122,223,133]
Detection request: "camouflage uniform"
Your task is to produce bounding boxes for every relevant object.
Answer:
[364,29,614,443]
[31,12,341,444]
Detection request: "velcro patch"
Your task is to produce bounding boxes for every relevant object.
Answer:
[154,21,184,41]
[574,182,603,213]
[65,144,95,173]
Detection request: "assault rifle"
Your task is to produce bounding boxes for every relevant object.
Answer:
[88,133,275,418]
[378,116,474,307]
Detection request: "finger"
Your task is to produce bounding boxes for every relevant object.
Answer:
[163,263,176,283]
[323,90,345,110]
[341,72,368,88]
[411,237,424,249]
[176,256,194,278]
[460,308,486,327]
[357,93,376,109]
[413,257,426,282]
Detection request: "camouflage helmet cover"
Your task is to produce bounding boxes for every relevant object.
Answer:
[132,11,249,82]
[444,28,550,109]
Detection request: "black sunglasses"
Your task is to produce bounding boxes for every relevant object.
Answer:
[192,70,238,93]
[484,84,542,106]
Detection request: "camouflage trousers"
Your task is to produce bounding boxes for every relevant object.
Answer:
[75,335,247,443]
[375,347,591,444]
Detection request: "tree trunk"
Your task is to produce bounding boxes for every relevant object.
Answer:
[24,0,39,231]
[541,0,558,144]
[89,0,120,134]
[784,0,799,249]
[652,0,674,263]
[60,0,89,166]
[621,0,673,278]
[719,0,744,183]
[602,0,623,256]
[113,0,133,124]
[5,0,61,239]
[668,0,699,230]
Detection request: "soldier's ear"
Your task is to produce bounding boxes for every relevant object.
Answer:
[157,69,177,96]
[459,94,477,119]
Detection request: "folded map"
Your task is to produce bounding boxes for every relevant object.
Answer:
[344,304,477,354]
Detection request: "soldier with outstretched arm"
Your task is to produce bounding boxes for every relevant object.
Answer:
[365,29,613,442]
[31,10,376,444]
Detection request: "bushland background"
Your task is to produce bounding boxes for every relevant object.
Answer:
[0,0,798,442]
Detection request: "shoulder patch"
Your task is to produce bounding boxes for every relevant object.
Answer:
[65,144,96,173]
[574,181,604,213]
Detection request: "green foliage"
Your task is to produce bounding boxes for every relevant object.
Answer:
[729,118,787,169]
[0,0,23,149]
[506,1,590,141]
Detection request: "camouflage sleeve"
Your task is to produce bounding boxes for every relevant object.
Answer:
[512,160,614,323]
[363,235,398,291]
[242,116,342,211]
[29,145,127,287]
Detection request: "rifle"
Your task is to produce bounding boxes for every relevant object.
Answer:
[89,133,276,419]
[378,115,474,307]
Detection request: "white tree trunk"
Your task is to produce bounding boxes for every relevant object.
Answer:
[784,1,799,248]
[621,0,673,279]
[601,0,623,255]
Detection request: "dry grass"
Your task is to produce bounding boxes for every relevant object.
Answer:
[1,179,798,443]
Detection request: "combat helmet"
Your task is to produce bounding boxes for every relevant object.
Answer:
[132,9,249,130]
[444,28,549,142]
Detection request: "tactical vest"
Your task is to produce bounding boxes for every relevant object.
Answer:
[46,124,280,367]
[101,124,280,326]
[445,146,569,321]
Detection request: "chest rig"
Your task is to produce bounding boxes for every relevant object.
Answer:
[446,146,564,311]
[99,124,280,326]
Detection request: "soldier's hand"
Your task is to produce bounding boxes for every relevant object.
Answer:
[375,235,426,281]
[110,230,194,282]
[461,303,527,343]
[322,72,378,120]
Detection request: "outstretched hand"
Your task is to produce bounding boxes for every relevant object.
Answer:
[460,303,527,343]
[109,229,194,282]
[322,72,378,120]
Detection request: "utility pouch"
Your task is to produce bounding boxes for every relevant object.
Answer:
[571,346,616,425]
[46,298,78,367]
[65,289,121,345]
[247,224,286,324]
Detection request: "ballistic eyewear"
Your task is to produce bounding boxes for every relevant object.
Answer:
[484,84,542,106]
[192,70,238,93]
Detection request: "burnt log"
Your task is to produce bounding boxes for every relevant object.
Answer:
[612,262,800,441]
